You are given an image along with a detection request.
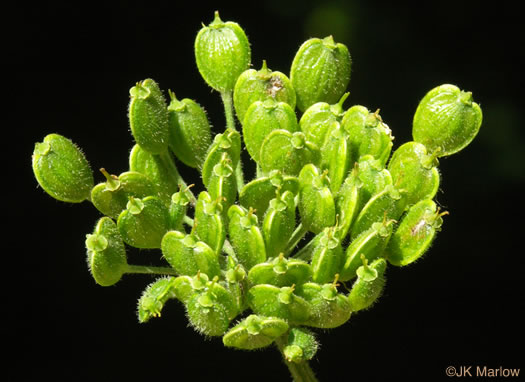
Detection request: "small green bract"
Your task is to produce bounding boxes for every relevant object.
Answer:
[31,10,482,382]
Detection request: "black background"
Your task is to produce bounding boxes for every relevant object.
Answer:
[9,1,524,381]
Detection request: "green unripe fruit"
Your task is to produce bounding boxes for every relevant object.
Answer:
[86,217,127,287]
[194,191,226,254]
[386,199,446,266]
[161,231,221,278]
[334,166,363,241]
[168,185,193,231]
[186,293,229,337]
[128,79,169,154]
[224,256,249,312]
[137,277,176,323]
[298,279,351,328]
[356,155,393,207]
[91,169,157,220]
[129,144,181,206]
[223,315,289,350]
[234,60,296,123]
[413,84,482,156]
[117,196,170,249]
[185,277,238,336]
[342,106,393,167]
[202,128,241,188]
[310,227,344,284]
[243,99,298,163]
[239,170,299,221]
[228,205,267,270]
[299,92,349,147]
[194,11,251,93]
[348,256,387,312]
[260,130,320,176]
[171,275,195,304]
[247,284,311,324]
[341,220,393,281]
[290,36,351,112]
[32,133,94,203]
[298,164,336,234]
[319,121,352,193]
[387,141,440,208]
[206,152,237,212]
[167,91,212,169]
[350,184,405,239]
[262,191,297,258]
[283,328,318,363]
[248,254,311,287]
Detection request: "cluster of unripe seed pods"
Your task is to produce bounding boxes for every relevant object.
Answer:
[32,11,482,368]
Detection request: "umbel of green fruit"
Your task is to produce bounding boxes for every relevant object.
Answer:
[31,10,484,382]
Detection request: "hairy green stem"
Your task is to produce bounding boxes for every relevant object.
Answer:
[293,236,317,261]
[220,90,236,132]
[126,264,178,275]
[275,337,318,382]
[183,215,194,227]
[159,150,197,204]
[220,90,245,192]
[284,223,308,256]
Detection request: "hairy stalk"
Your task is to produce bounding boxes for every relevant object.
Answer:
[126,264,178,276]
[284,223,308,256]
[221,90,245,192]
[159,149,197,204]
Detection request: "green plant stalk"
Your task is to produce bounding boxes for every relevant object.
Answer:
[275,336,318,382]
[159,149,197,204]
[221,90,245,192]
[126,264,178,275]
[284,223,308,256]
